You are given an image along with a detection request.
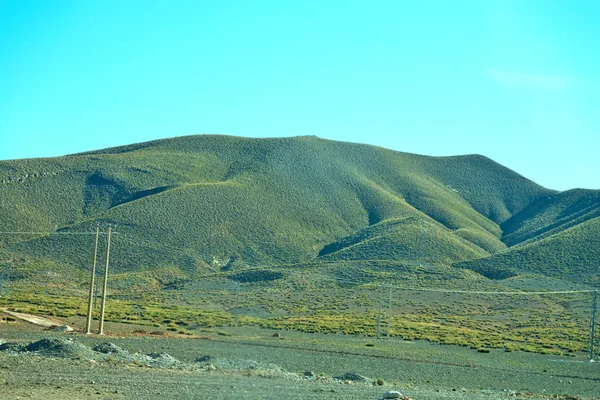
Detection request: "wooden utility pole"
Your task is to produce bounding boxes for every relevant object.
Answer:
[589,290,598,361]
[387,285,393,339]
[98,225,112,335]
[234,282,240,327]
[377,285,383,339]
[85,225,100,334]
[4,267,9,297]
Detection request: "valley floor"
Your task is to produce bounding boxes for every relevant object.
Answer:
[1,319,599,399]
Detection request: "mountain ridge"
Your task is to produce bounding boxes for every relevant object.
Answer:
[0,134,597,285]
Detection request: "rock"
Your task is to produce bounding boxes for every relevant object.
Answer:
[303,370,316,378]
[0,342,26,353]
[92,342,124,354]
[145,352,182,368]
[46,325,74,332]
[334,372,368,382]
[381,391,402,399]
[196,355,215,363]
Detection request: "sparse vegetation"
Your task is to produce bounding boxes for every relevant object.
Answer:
[0,135,598,360]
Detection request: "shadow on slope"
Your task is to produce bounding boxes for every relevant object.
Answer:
[501,189,600,246]
[457,216,600,284]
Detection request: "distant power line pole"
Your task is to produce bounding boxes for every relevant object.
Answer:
[85,225,100,334]
[376,285,383,339]
[0,267,11,298]
[420,221,427,267]
[98,225,112,335]
[5,267,9,297]
[387,285,393,339]
[234,282,240,327]
[589,290,598,361]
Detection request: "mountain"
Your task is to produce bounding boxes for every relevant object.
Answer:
[458,189,600,283]
[0,135,597,285]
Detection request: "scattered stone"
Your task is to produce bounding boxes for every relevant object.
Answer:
[205,364,216,372]
[196,355,215,363]
[146,352,180,364]
[272,333,282,338]
[303,370,316,379]
[195,356,295,378]
[334,372,368,382]
[45,324,74,332]
[92,342,124,354]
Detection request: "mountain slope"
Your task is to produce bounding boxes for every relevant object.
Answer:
[456,216,600,283]
[0,134,592,284]
[501,189,600,246]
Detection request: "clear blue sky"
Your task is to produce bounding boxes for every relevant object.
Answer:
[1,0,598,191]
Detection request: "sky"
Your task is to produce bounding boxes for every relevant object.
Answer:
[1,0,599,191]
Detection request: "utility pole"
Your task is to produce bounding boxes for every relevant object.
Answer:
[234,282,240,327]
[85,225,100,334]
[589,290,598,361]
[4,267,9,297]
[98,225,112,335]
[387,285,393,339]
[93,266,99,309]
[420,221,427,267]
[377,285,383,339]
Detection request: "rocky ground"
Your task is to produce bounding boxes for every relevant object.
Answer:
[1,320,599,399]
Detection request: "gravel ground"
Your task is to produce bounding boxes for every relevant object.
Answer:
[1,321,599,399]
[0,353,572,400]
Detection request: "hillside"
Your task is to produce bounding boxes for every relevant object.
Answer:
[456,216,600,283]
[501,189,600,246]
[0,134,597,285]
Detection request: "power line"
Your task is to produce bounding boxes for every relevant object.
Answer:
[389,286,595,295]
[297,272,596,295]
[0,231,117,235]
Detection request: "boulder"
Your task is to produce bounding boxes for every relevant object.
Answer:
[334,372,368,382]
[381,391,403,399]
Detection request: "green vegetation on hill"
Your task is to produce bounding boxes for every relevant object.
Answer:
[0,134,597,287]
[318,217,489,264]
[457,217,600,283]
[501,189,600,246]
